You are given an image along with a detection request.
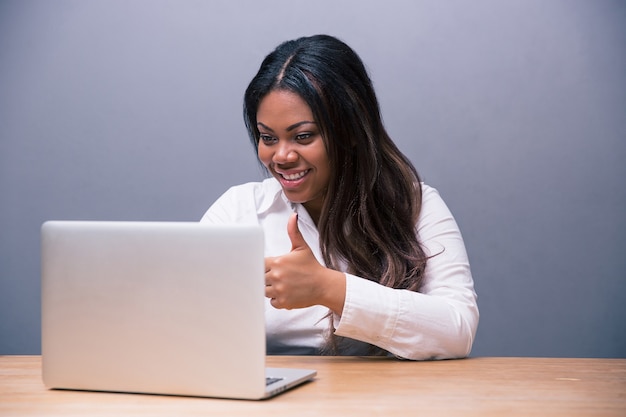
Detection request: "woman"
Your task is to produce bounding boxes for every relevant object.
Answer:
[201,34,478,360]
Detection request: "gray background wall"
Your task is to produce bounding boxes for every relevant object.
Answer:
[1,0,624,357]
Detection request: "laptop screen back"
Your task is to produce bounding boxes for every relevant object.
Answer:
[41,221,269,399]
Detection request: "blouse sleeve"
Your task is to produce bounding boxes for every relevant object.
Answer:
[333,185,479,360]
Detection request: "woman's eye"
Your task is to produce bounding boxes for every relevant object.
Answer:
[295,133,312,141]
[259,134,276,144]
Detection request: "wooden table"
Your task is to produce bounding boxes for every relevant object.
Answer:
[1,356,624,416]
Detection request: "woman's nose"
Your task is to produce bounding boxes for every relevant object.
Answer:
[273,141,298,164]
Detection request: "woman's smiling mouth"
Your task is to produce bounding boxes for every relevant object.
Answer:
[278,169,310,181]
[275,169,311,189]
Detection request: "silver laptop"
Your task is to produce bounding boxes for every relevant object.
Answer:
[41,221,316,400]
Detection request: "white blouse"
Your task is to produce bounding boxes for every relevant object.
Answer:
[201,178,478,360]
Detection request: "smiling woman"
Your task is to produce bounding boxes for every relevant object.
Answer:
[256,90,330,223]
[201,34,478,360]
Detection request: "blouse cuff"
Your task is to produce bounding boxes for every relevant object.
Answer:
[333,273,401,346]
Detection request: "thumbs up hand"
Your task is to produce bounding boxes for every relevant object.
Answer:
[265,213,346,314]
[287,212,308,252]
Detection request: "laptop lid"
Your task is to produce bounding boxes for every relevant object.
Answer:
[41,221,315,399]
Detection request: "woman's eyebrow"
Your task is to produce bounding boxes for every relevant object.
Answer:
[257,121,316,133]
[286,121,316,131]
[257,122,274,133]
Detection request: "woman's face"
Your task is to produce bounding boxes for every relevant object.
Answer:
[256,90,330,222]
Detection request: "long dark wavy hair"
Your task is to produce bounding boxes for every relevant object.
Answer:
[244,35,428,350]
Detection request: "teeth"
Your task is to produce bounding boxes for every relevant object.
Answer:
[282,170,307,180]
